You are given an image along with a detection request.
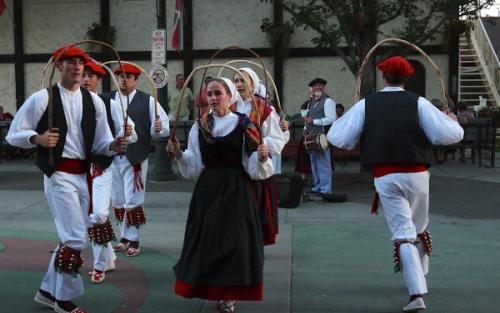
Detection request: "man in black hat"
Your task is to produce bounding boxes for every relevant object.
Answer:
[301,77,336,197]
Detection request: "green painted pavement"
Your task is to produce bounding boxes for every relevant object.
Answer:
[291,219,500,313]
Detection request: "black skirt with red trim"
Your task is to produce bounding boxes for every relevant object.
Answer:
[173,166,264,301]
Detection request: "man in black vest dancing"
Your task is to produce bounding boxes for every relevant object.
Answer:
[111,64,169,257]
[6,45,129,313]
[327,56,463,312]
[82,61,137,284]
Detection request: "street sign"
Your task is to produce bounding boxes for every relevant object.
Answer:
[152,29,166,65]
[149,64,169,89]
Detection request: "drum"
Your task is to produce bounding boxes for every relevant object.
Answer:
[303,133,328,152]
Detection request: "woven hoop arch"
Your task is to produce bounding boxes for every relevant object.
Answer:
[171,63,259,142]
[198,46,269,120]
[41,40,127,165]
[217,59,285,119]
[356,38,448,111]
[102,60,160,118]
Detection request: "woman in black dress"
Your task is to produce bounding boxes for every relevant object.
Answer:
[167,78,273,313]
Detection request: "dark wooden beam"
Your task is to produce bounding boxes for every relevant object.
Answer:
[273,0,284,108]
[0,55,14,63]
[182,0,193,82]
[13,0,25,109]
[100,0,111,92]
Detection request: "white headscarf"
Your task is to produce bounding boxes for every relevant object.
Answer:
[238,67,260,95]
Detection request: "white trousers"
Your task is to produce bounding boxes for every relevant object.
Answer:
[112,157,148,242]
[374,171,430,296]
[88,165,117,272]
[41,172,88,301]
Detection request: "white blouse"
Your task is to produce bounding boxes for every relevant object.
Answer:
[7,83,114,158]
[114,89,170,138]
[327,87,464,150]
[176,112,274,180]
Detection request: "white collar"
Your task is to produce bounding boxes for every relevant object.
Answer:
[381,86,405,92]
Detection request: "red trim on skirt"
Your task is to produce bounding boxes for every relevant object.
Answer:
[175,280,263,301]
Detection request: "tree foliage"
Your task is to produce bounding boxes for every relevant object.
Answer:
[262,0,495,95]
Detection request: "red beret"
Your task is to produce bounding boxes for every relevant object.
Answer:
[114,63,141,76]
[52,45,90,63]
[84,61,106,77]
[377,56,414,76]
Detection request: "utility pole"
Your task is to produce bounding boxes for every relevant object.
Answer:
[151,0,176,181]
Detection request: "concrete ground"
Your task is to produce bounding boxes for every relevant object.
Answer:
[0,154,499,313]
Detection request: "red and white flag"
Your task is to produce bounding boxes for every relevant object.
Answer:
[172,0,182,51]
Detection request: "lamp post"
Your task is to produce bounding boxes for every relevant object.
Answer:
[150,0,176,181]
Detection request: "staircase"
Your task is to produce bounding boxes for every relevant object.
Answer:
[458,18,500,109]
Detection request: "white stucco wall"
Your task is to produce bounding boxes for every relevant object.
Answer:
[23,0,99,54]
[111,0,157,51]
[0,64,16,115]
[192,0,272,50]
[0,0,14,54]
[25,63,49,98]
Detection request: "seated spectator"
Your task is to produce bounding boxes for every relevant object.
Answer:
[457,101,475,162]
[336,103,345,118]
[0,106,13,121]
[457,101,475,125]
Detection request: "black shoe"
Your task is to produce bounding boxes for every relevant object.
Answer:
[34,289,55,308]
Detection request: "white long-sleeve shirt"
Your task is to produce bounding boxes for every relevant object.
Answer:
[114,89,170,138]
[300,97,337,126]
[7,83,115,158]
[96,95,137,143]
[176,112,274,180]
[236,99,287,156]
[327,87,464,150]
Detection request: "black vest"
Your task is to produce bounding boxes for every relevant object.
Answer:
[35,85,96,177]
[90,94,116,170]
[360,91,432,166]
[111,90,151,165]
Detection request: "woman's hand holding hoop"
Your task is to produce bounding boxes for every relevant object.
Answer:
[166,136,182,159]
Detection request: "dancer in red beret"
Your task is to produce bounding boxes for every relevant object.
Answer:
[6,45,129,313]
[82,61,137,284]
[327,56,464,312]
[110,63,170,257]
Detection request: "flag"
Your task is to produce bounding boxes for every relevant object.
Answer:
[172,0,182,51]
[0,0,6,17]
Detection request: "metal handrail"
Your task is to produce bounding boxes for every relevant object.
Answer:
[470,18,500,107]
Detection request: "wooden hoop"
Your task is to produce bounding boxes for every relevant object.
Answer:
[102,60,159,118]
[171,63,259,142]
[217,59,285,118]
[356,38,448,110]
[198,46,270,118]
[43,40,126,165]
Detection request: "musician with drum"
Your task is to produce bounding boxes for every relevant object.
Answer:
[301,77,336,197]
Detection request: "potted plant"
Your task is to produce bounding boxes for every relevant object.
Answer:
[85,22,117,52]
